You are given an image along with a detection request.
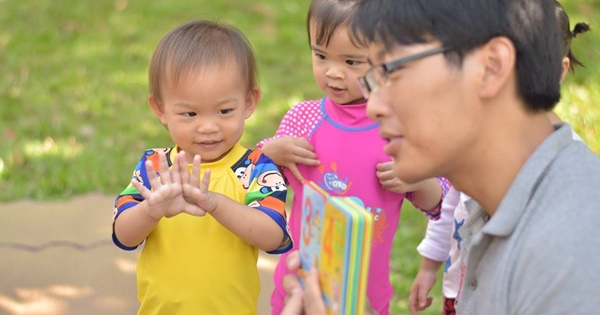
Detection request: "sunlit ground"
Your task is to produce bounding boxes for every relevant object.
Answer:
[0,194,279,314]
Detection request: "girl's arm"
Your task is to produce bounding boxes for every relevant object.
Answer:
[257,101,323,182]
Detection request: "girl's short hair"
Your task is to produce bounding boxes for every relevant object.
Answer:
[306,0,362,47]
[148,20,258,102]
[554,1,590,72]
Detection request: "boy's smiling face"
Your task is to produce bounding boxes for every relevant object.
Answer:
[149,61,259,163]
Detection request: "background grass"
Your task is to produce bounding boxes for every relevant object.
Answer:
[0,0,598,314]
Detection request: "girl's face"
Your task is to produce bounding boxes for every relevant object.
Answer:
[149,62,259,163]
[309,22,370,105]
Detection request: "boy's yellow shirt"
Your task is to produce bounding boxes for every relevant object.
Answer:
[136,144,259,315]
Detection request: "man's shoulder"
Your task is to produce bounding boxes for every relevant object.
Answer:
[547,142,600,187]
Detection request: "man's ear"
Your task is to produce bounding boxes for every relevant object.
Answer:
[478,36,516,99]
[148,94,167,125]
[244,86,262,119]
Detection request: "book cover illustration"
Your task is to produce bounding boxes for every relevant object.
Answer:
[299,181,328,281]
[299,181,374,315]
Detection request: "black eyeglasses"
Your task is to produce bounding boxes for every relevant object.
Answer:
[358,47,451,99]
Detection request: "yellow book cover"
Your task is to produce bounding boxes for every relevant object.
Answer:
[320,197,355,314]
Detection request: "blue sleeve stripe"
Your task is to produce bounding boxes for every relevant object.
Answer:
[255,206,293,254]
[114,202,137,220]
[112,232,139,251]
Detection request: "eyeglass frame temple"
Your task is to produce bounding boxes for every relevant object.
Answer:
[381,46,451,74]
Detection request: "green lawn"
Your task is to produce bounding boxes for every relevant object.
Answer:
[1,1,598,314]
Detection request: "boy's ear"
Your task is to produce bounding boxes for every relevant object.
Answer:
[148,94,167,125]
[478,36,516,99]
[244,86,262,119]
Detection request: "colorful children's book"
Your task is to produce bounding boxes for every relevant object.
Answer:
[299,181,373,315]
[299,181,328,282]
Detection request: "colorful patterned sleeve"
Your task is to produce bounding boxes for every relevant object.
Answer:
[112,148,171,250]
[242,149,293,254]
[256,99,323,148]
[405,177,451,221]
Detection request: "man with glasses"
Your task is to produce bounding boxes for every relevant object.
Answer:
[281,0,600,314]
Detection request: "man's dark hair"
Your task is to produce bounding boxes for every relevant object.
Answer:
[351,0,563,111]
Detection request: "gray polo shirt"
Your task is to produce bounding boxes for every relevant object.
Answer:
[457,124,600,315]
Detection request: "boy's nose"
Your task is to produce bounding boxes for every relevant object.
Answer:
[196,120,219,133]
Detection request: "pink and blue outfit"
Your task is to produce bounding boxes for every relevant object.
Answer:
[259,97,449,315]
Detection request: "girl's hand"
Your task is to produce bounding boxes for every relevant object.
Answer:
[261,136,320,183]
[131,150,204,219]
[376,161,422,193]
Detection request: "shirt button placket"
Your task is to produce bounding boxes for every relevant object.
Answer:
[468,279,478,290]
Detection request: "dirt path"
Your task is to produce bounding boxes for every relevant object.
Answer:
[0,194,276,315]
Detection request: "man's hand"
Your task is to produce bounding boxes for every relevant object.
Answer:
[281,251,327,315]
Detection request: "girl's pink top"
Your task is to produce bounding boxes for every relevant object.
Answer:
[261,97,445,315]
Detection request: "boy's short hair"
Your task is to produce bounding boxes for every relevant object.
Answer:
[148,20,258,102]
[351,0,563,112]
[306,0,363,47]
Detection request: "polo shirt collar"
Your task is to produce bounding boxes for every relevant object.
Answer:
[480,123,575,236]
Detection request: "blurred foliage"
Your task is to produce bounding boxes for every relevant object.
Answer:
[0,0,322,200]
[0,0,597,201]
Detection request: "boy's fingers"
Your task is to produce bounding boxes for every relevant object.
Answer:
[190,155,201,187]
[201,167,211,190]
[144,160,160,189]
[131,179,149,198]
[178,151,190,184]
[157,151,172,183]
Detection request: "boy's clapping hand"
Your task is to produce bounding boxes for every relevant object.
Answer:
[131,150,207,219]
[176,151,219,215]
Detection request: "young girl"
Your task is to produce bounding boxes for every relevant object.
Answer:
[409,2,590,314]
[112,20,292,315]
[258,1,449,314]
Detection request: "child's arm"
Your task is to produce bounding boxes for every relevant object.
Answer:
[113,151,207,248]
[408,257,444,314]
[376,161,449,217]
[409,189,459,313]
[257,101,322,182]
[177,151,289,252]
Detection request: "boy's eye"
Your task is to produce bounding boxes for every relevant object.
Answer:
[182,112,197,117]
[219,109,234,115]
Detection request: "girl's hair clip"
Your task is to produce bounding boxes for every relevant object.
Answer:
[571,22,591,38]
